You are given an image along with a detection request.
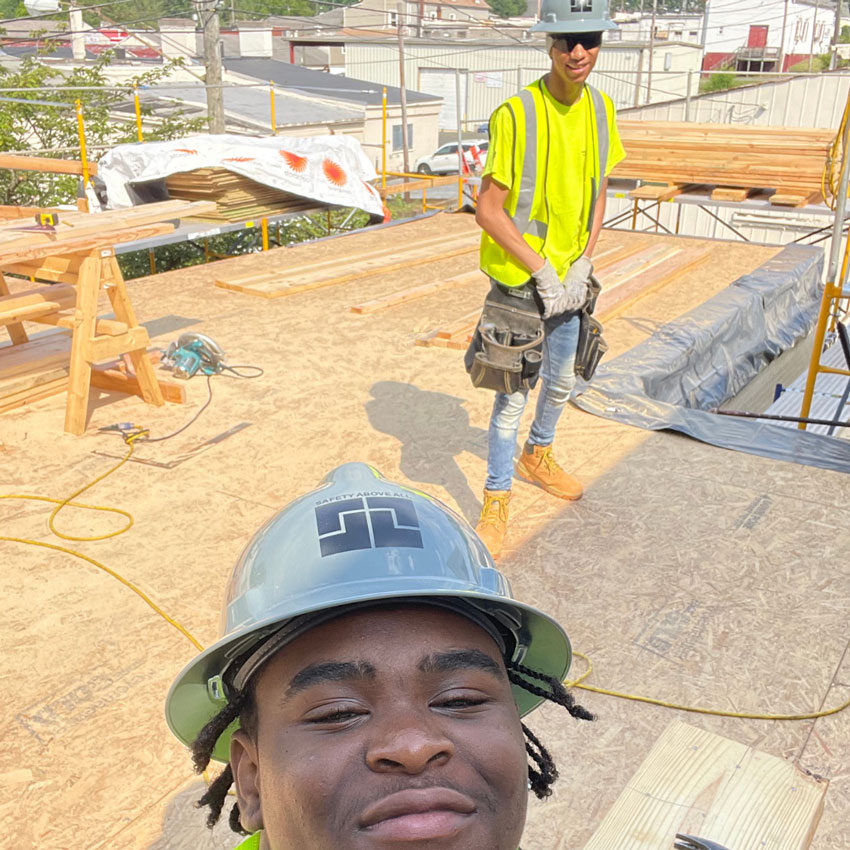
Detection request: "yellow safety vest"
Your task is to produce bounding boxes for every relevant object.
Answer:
[480,80,610,287]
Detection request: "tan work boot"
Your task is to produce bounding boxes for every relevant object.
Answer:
[515,442,583,500]
[475,489,511,559]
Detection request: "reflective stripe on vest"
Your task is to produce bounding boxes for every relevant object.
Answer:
[506,83,609,242]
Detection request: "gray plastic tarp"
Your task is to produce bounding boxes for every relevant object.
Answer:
[573,243,850,474]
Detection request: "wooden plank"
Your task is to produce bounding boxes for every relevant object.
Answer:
[217,231,477,289]
[711,186,755,202]
[378,175,461,197]
[0,222,176,266]
[0,375,67,413]
[598,247,713,321]
[0,273,28,344]
[0,155,97,176]
[0,331,71,380]
[629,183,688,201]
[770,191,821,208]
[0,283,77,326]
[350,270,484,314]
[33,312,128,336]
[90,366,185,404]
[582,720,827,850]
[218,243,479,299]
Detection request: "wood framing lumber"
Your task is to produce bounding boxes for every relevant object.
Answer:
[0,155,98,176]
[0,205,63,222]
[0,222,176,267]
[629,183,689,201]
[0,331,71,380]
[0,375,68,413]
[217,240,479,298]
[0,273,28,344]
[89,366,185,404]
[350,270,484,314]
[0,283,77,326]
[770,191,821,207]
[582,720,827,850]
[216,231,477,289]
[597,247,712,320]
[33,313,129,336]
[711,186,755,202]
[378,175,461,197]
[613,122,833,201]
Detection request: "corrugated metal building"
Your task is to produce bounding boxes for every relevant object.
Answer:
[344,38,703,128]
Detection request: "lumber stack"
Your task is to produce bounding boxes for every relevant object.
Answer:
[613,122,834,206]
[165,168,322,222]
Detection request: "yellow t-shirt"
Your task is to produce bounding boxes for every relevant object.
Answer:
[481,78,626,282]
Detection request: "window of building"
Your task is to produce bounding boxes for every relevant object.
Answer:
[389,11,398,25]
[392,123,414,151]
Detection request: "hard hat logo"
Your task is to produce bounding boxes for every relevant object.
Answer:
[316,496,424,556]
[571,0,592,11]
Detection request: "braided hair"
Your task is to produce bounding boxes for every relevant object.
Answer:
[191,655,593,832]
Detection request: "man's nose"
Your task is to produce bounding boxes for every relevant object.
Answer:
[570,42,588,60]
[366,710,455,774]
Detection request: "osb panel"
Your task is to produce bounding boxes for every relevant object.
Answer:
[1,214,845,850]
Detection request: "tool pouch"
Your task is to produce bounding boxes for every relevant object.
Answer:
[465,284,545,394]
[575,274,608,381]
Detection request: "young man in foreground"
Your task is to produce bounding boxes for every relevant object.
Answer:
[166,462,594,849]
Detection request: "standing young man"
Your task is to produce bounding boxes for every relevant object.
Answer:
[473,0,626,558]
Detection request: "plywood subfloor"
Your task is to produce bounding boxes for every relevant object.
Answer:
[1,213,846,850]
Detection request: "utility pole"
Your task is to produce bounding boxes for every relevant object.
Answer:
[397,2,410,175]
[778,0,790,72]
[829,0,843,70]
[197,0,225,133]
[646,0,657,104]
[809,0,820,71]
[69,5,85,61]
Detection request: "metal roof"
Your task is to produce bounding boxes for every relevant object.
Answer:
[139,83,363,130]
[224,57,441,106]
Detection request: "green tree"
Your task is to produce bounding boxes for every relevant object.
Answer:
[0,50,204,207]
[487,0,526,18]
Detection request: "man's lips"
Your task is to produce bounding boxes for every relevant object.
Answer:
[359,787,477,829]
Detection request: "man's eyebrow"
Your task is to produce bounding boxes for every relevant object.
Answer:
[286,661,376,697]
[418,649,506,679]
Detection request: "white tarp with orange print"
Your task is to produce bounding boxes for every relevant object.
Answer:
[96,133,384,218]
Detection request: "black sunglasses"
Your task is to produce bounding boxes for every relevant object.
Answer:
[550,32,603,51]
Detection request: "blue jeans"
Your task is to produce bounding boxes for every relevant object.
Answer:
[485,310,581,491]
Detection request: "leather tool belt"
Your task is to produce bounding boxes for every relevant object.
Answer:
[575,274,608,381]
[464,281,545,394]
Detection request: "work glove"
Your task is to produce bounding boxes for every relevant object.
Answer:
[561,256,593,313]
[531,259,569,319]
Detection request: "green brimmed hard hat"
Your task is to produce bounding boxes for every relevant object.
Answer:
[165,462,572,763]
[531,0,617,33]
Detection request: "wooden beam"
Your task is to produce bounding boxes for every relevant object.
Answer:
[378,175,460,197]
[582,720,827,850]
[90,366,185,404]
[350,270,484,314]
[629,183,689,201]
[0,155,98,176]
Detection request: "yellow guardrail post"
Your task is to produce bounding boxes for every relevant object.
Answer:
[261,217,269,251]
[381,87,387,190]
[133,84,143,142]
[75,98,90,212]
[269,80,276,134]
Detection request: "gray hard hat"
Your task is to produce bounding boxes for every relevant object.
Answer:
[531,0,617,34]
[165,462,572,763]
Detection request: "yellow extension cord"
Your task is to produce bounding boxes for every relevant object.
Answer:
[2,444,848,723]
[822,85,850,209]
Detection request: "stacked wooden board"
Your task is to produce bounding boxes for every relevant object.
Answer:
[165,168,323,222]
[415,238,712,350]
[613,122,834,206]
[215,231,480,299]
